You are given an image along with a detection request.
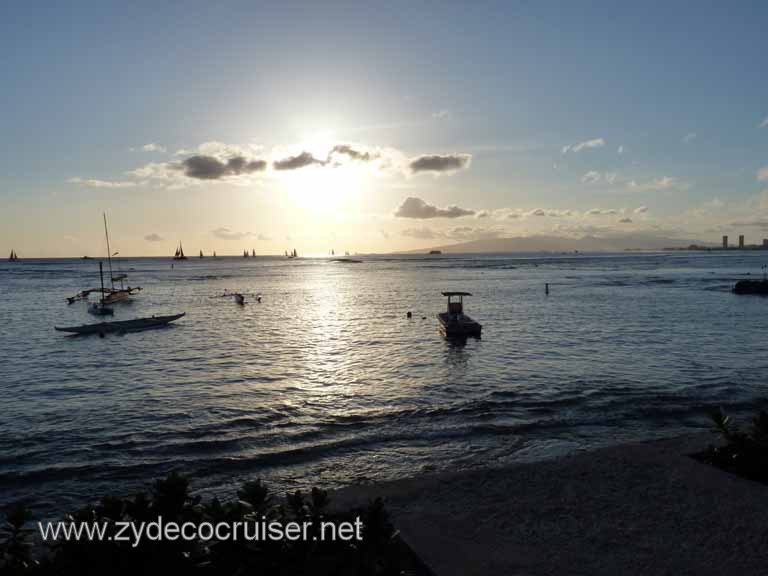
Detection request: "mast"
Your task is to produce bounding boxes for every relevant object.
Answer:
[99,261,105,299]
[179,242,184,258]
[103,213,115,290]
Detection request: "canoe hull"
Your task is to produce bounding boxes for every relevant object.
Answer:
[55,313,185,335]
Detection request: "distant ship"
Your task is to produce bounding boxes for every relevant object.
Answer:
[173,242,187,260]
[429,250,442,255]
[287,248,298,258]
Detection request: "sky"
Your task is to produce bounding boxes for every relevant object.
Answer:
[2,1,768,256]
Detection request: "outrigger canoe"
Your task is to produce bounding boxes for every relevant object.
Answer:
[55,313,185,335]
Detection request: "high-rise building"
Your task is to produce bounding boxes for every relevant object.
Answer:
[722,235,728,249]
[739,235,745,249]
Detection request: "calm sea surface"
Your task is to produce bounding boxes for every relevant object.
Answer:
[2,252,767,516]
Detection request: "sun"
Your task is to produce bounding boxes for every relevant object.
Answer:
[277,139,370,214]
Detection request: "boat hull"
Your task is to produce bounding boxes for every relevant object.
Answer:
[437,312,482,339]
[55,313,185,335]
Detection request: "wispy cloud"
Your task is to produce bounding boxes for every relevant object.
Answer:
[432,109,449,120]
[67,177,137,189]
[757,166,768,182]
[394,197,475,219]
[758,116,768,129]
[634,206,648,214]
[562,138,606,154]
[682,132,696,144]
[627,176,686,192]
[618,217,633,223]
[141,143,166,153]
[581,170,601,184]
[617,145,624,155]
[144,233,164,242]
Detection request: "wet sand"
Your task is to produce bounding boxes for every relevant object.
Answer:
[332,434,768,575]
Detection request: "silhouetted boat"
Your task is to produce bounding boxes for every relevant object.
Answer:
[55,313,185,335]
[88,262,114,316]
[733,279,768,294]
[429,250,442,255]
[8,250,18,261]
[66,214,142,305]
[199,250,204,258]
[173,242,187,260]
[437,292,482,338]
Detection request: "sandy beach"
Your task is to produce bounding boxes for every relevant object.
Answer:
[333,434,768,575]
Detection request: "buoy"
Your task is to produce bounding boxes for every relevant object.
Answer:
[545,283,550,295]
[406,311,412,318]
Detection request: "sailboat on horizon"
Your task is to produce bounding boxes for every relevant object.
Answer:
[8,250,18,261]
[173,242,187,260]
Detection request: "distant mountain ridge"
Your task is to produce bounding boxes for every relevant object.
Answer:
[402,234,713,254]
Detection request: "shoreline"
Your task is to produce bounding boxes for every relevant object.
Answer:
[331,433,768,575]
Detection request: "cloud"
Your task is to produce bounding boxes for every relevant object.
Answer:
[682,132,696,144]
[67,177,137,189]
[634,206,648,214]
[394,197,475,219]
[527,208,572,217]
[144,233,164,242]
[141,143,166,153]
[329,144,377,162]
[212,227,254,240]
[627,176,685,191]
[618,218,633,224]
[562,138,605,154]
[380,229,390,239]
[432,109,449,120]
[757,167,768,182]
[586,208,619,215]
[409,153,471,174]
[605,172,618,185]
[182,155,267,180]
[476,210,491,218]
[581,170,601,184]
[617,145,624,155]
[273,151,326,171]
[257,233,271,241]
[758,116,768,129]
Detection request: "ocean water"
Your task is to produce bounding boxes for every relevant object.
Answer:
[2,251,768,517]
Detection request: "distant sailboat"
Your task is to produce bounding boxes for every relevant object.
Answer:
[173,242,187,260]
[213,251,217,258]
[243,250,248,258]
[252,249,256,257]
[199,250,204,258]
[8,250,18,261]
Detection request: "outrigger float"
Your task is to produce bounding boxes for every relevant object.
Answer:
[437,291,482,339]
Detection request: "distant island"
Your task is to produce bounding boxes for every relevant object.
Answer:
[405,234,716,254]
